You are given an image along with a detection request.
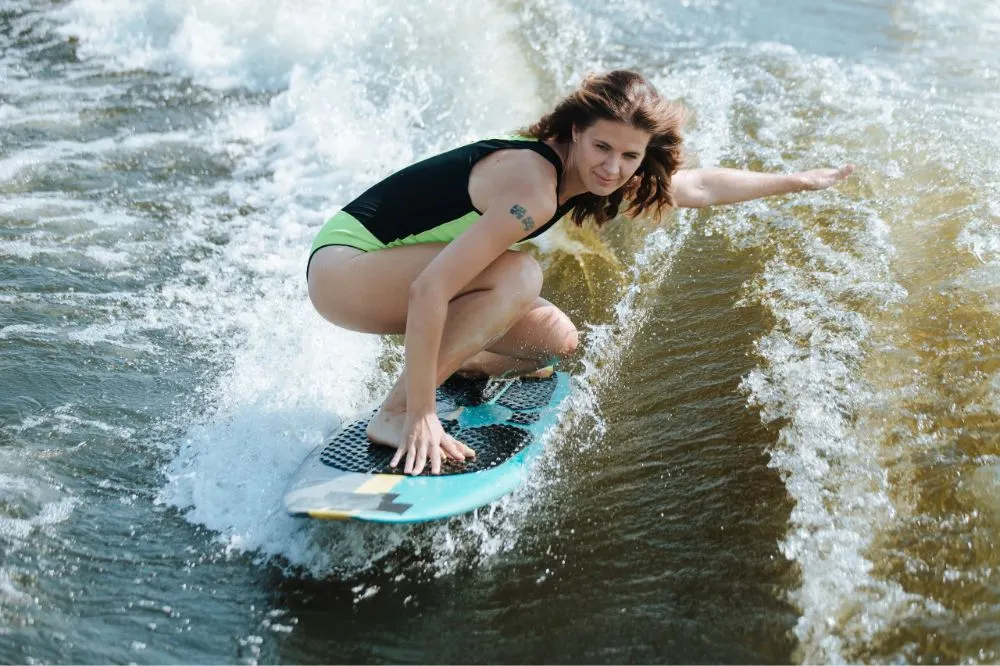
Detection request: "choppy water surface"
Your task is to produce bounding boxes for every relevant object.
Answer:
[2,0,999,662]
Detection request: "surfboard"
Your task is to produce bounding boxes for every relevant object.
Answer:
[283,371,571,523]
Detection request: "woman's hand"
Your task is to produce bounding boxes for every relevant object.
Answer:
[798,164,855,191]
[391,411,475,475]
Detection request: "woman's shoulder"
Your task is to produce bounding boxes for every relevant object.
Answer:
[469,140,560,214]
[472,137,560,184]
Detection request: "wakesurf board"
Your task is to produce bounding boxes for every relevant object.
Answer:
[283,371,571,523]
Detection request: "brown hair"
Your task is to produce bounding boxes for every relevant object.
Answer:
[520,70,686,226]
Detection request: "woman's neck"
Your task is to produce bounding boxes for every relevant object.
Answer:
[544,139,588,204]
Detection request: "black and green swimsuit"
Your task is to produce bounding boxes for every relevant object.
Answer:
[308,137,578,269]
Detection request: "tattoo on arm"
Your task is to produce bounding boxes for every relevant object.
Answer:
[509,204,535,232]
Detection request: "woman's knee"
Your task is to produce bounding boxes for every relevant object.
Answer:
[558,321,579,359]
[550,312,579,360]
[492,251,543,307]
[519,302,578,361]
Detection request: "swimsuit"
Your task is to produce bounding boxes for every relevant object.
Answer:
[307,137,579,274]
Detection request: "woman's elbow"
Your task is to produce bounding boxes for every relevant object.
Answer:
[675,187,710,208]
[670,178,709,208]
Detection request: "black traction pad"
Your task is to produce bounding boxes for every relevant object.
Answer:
[318,374,557,476]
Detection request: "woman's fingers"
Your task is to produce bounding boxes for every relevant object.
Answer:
[403,434,420,474]
[831,164,854,184]
[803,164,855,190]
[395,419,475,476]
[398,436,475,475]
[443,435,477,462]
[439,435,469,461]
[429,444,442,475]
[412,440,431,476]
[451,436,476,459]
[403,447,412,475]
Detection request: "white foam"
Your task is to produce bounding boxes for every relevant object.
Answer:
[0,324,56,341]
[0,104,25,122]
[0,136,114,182]
[906,0,1000,44]
[0,568,34,608]
[959,216,1000,267]
[155,291,387,571]
[0,193,91,218]
[0,496,78,551]
[674,43,941,661]
[46,0,569,578]
[955,214,1000,300]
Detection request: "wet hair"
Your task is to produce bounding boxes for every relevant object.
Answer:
[520,70,687,226]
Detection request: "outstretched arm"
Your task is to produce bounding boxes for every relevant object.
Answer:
[670,165,854,208]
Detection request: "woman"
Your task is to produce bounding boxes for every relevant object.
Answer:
[307,70,853,476]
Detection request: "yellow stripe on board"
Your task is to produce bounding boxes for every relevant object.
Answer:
[307,509,356,520]
[356,474,403,495]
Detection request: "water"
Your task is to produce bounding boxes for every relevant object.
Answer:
[2,0,999,662]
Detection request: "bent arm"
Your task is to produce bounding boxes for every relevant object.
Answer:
[402,175,557,415]
[670,165,854,208]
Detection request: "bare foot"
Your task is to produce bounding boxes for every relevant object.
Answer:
[366,406,405,449]
[365,405,475,462]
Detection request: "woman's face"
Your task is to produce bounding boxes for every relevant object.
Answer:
[572,120,651,195]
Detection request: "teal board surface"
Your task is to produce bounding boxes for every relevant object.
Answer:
[282,371,571,523]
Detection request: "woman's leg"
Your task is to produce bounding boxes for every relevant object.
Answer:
[308,243,555,451]
[456,297,579,377]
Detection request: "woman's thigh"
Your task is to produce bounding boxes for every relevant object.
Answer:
[307,243,541,335]
[307,244,443,334]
